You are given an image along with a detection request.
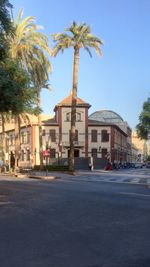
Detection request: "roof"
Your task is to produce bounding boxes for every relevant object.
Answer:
[88,119,128,136]
[88,119,115,126]
[0,113,56,133]
[89,110,124,123]
[54,94,91,110]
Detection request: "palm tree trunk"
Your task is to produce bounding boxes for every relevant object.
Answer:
[1,114,6,167]
[37,89,43,170]
[69,46,80,172]
[15,115,21,172]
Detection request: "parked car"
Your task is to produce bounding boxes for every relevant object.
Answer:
[146,162,150,168]
[134,163,143,168]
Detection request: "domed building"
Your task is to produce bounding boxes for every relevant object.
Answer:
[0,95,132,169]
[89,110,129,133]
[89,110,132,164]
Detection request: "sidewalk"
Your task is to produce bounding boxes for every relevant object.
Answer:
[0,170,77,180]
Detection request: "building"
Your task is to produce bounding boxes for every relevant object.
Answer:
[131,131,147,162]
[89,110,132,163]
[0,94,131,169]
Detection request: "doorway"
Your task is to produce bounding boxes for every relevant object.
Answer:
[68,149,80,158]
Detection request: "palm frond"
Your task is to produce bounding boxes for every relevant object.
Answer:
[52,21,103,57]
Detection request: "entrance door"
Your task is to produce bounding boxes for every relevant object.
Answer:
[68,149,79,158]
[74,149,79,157]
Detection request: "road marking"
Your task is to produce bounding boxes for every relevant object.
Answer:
[119,192,150,198]
[0,201,12,205]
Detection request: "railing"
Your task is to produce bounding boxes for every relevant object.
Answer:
[62,141,85,147]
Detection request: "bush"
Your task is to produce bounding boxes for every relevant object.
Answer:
[34,165,69,171]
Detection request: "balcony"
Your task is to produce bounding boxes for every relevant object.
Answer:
[62,141,85,148]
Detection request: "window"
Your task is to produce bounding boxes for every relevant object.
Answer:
[21,150,24,161]
[49,129,56,142]
[91,148,97,158]
[27,131,30,143]
[101,130,109,142]
[76,112,81,121]
[102,148,107,159]
[91,130,97,142]
[21,132,23,144]
[66,112,81,121]
[66,113,70,121]
[50,148,56,158]
[27,150,30,161]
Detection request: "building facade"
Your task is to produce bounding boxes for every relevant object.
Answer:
[131,131,147,162]
[0,95,132,169]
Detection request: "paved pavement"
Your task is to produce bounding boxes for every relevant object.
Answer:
[0,171,150,267]
[58,168,150,186]
[0,167,150,186]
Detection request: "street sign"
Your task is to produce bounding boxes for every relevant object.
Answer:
[43,150,50,157]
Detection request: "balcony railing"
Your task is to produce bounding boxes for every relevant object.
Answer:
[62,141,85,147]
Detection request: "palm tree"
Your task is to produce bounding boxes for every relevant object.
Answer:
[0,112,13,170]
[0,114,6,166]
[8,9,52,170]
[30,60,52,170]
[52,21,103,171]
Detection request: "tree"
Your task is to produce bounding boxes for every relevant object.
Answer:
[52,21,103,171]
[0,58,37,170]
[136,97,150,140]
[0,0,13,60]
[9,9,52,169]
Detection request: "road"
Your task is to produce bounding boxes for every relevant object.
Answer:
[0,168,150,267]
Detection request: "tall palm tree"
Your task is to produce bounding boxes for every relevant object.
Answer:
[0,112,13,169]
[0,114,6,166]
[8,9,52,170]
[52,22,103,171]
[30,60,52,170]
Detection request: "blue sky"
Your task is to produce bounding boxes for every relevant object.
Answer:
[11,0,150,129]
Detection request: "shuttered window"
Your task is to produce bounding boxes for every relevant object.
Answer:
[50,129,56,142]
[101,130,109,142]
[91,130,97,142]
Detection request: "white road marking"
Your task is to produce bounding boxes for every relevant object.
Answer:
[120,192,150,198]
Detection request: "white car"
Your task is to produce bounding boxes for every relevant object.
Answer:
[135,163,143,168]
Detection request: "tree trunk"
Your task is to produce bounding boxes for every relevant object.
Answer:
[69,46,80,172]
[1,114,6,166]
[15,115,21,172]
[37,89,43,170]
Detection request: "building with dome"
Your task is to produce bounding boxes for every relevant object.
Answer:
[0,95,132,169]
[89,110,132,164]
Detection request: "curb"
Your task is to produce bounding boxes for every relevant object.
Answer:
[28,175,58,180]
[13,173,59,180]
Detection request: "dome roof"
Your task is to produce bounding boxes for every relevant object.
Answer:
[89,110,124,124]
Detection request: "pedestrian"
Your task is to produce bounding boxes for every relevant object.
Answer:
[89,156,94,171]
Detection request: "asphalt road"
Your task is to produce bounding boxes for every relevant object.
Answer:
[0,169,150,267]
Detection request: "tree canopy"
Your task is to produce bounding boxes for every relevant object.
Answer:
[0,0,13,60]
[136,97,150,140]
[0,58,36,114]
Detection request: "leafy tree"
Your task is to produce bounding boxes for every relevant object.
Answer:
[0,0,13,60]
[0,58,37,169]
[52,21,103,171]
[136,97,150,140]
[8,9,52,169]
[0,58,35,113]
